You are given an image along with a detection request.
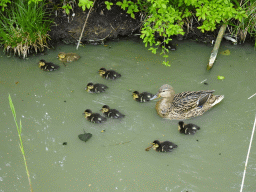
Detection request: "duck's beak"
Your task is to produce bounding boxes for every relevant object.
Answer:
[150,93,160,100]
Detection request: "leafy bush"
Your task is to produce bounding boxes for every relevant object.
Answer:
[115,0,247,66]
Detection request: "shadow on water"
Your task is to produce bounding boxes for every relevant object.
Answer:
[1,39,256,191]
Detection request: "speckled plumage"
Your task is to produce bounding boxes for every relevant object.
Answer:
[98,67,121,80]
[101,105,125,119]
[58,52,80,63]
[132,91,154,102]
[83,109,107,123]
[86,83,108,93]
[151,140,178,152]
[178,121,200,135]
[38,60,60,71]
[151,84,224,120]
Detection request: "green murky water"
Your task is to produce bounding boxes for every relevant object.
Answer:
[1,38,256,192]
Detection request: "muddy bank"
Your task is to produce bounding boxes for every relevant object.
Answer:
[49,1,254,47]
[49,1,141,45]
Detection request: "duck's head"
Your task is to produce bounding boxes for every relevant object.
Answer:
[58,52,66,59]
[101,105,110,113]
[152,140,161,149]
[150,84,175,100]
[178,121,184,131]
[132,91,139,100]
[86,83,94,92]
[99,67,107,76]
[83,109,92,117]
[38,60,46,67]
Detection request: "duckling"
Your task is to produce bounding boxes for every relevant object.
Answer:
[86,82,108,93]
[98,67,121,80]
[83,109,107,123]
[150,84,224,120]
[146,140,178,152]
[100,105,125,119]
[178,121,200,135]
[58,52,80,63]
[132,91,154,102]
[38,60,60,71]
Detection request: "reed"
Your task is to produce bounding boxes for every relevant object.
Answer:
[8,94,33,192]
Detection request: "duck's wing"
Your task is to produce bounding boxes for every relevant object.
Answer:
[172,90,215,113]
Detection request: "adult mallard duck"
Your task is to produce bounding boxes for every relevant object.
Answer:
[178,121,200,135]
[145,140,178,152]
[98,67,121,80]
[132,91,154,102]
[150,84,224,120]
[38,60,60,71]
[100,105,125,119]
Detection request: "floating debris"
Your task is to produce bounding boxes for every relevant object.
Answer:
[217,75,225,80]
[248,93,256,100]
[200,79,207,84]
[220,49,230,55]
[78,130,92,143]
[62,142,67,145]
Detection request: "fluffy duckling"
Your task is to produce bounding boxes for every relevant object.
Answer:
[98,67,121,80]
[38,60,60,71]
[101,105,125,119]
[132,91,154,102]
[146,140,178,152]
[58,52,80,63]
[178,121,200,135]
[83,109,107,123]
[86,82,108,93]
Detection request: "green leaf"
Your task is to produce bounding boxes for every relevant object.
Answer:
[217,76,225,80]
[116,2,122,6]
[161,4,166,9]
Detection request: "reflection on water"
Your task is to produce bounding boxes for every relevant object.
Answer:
[1,39,256,191]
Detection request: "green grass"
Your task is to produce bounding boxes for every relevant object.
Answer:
[0,0,51,58]
[8,94,33,192]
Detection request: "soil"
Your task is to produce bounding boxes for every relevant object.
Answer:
[49,0,141,46]
[48,0,254,48]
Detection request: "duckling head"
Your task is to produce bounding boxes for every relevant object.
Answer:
[178,121,185,131]
[38,60,46,67]
[99,67,107,75]
[58,52,66,59]
[101,105,110,113]
[83,109,92,117]
[132,91,139,100]
[150,84,175,100]
[86,83,94,92]
[152,140,161,149]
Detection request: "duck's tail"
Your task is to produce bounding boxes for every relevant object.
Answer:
[210,95,224,106]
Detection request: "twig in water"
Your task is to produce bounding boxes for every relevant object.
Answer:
[240,115,256,192]
[200,79,207,84]
[248,93,256,100]
[76,0,96,50]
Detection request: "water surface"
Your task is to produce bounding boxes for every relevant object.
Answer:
[1,39,256,192]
